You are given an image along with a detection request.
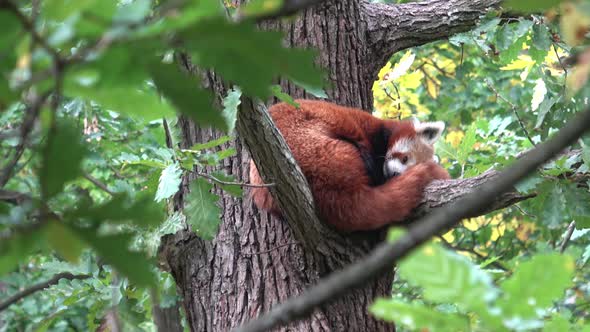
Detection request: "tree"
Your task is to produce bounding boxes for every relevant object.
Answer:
[2,0,590,331]
[158,1,515,331]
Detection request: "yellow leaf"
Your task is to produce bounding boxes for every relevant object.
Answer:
[387,51,416,81]
[377,61,392,80]
[500,55,535,71]
[445,131,464,148]
[442,230,455,243]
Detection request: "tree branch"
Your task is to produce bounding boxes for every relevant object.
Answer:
[0,272,90,312]
[362,0,502,78]
[234,107,590,332]
[236,99,329,249]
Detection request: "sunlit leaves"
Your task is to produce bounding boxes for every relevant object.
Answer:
[40,120,87,199]
[370,299,470,332]
[499,254,574,327]
[184,178,220,240]
[397,242,498,312]
[155,163,182,202]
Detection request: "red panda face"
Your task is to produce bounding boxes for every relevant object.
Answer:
[383,120,445,179]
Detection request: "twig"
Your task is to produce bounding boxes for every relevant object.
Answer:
[485,80,536,147]
[0,90,51,188]
[83,172,115,196]
[3,1,60,60]
[0,272,90,312]
[552,43,568,94]
[559,221,576,253]
[241,242,299,256]
[438,236,508,271]
[234,107,590,332]
[196,171,274,188]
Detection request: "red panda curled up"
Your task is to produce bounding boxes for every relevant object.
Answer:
[249,100,450,232]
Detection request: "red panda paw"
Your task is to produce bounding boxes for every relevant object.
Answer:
[425,161,451,180]
[408,161,450,182]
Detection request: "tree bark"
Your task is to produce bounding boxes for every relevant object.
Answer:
[159,1,507,331]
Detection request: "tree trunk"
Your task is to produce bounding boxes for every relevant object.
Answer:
[159,0,500,331]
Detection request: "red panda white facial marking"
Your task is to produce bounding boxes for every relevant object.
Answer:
[383,120,445,179]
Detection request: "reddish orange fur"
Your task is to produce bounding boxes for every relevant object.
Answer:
[249,100,450,231]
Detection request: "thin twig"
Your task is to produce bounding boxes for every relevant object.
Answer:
[196,171,275,188]
[234,107,590,332]
[0,272,90,312]
[0,90,51,188]
[83,172,115,196]
[552,43,568,95]
[559,221,576,253]
[485,80,536,146]
[3,1,60,60]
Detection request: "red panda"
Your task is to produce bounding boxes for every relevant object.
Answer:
[249,100,450,232]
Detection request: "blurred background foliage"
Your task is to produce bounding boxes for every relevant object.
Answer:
[1,0,590,331]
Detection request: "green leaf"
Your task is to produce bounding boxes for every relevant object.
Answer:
[499,254,574,324]
[457,123,477,164]
[46,221,85,262]
[532,24,552,50]
[515,174,543,193]
[270,85,300,108]
[0,11,21,50]
[543,315,573,332]
[190,136,232,151]
[0,227,44,275]
[582,142,590,168]
[292,80,329,99]
[149,61,227,130]
[71,226,155,286]
[185,178,221,240]
[155,163,182,202]
[505,0,561,13]
[222,87,242,133]
[114,0,152,24]
[537,181,568,227]
[535,96,558,129]
[72,194,164,228]
[40,120,87,199]
[65,44,177,121]
[43,0,97,21]
[398,242,498,313]
[370,299,470,332]
[211,171,243,197]
[182,18,324,98]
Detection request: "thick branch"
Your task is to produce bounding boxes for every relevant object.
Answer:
[362,0,502,78]
[234,107,590,332]
[235,99,329,249]
[0,272,90,312]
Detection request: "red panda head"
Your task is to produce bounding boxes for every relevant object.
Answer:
[383,119,445,179]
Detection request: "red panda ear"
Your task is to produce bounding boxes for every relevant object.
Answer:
[415,121,445,145]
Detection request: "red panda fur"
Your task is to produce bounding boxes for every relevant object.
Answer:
[249,100,450,232]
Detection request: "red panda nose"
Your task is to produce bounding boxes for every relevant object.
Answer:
[390,171,401,177]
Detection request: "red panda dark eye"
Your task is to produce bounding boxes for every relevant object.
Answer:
[402,156,408,164]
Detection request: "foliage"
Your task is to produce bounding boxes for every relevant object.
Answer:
[0,0,322,330]
[371,1,590,331]
[1,0,590,330]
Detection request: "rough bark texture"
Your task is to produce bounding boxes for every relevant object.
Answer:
[159,1,506,331]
